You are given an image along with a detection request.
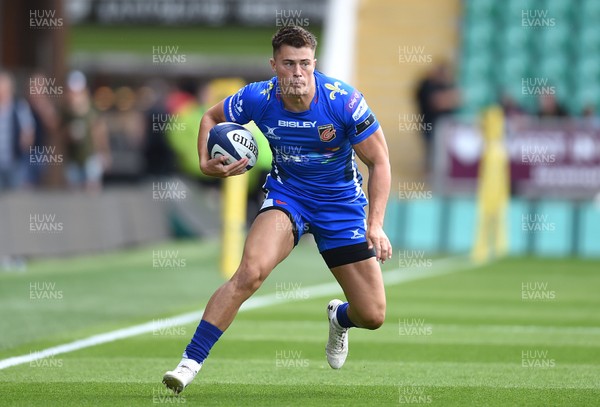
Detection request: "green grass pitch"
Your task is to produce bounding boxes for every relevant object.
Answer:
[0,239,599,406]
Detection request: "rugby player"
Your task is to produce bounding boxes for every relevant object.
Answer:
[163,26,392,394]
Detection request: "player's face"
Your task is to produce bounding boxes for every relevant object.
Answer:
[270,45,316,97]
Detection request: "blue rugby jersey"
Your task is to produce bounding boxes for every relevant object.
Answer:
[223,70,380,202]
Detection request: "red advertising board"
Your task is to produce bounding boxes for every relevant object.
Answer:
[434,117,600,198]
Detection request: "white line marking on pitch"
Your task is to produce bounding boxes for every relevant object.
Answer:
[0,256,475,370]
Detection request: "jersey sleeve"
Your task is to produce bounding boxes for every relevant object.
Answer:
[342,89,380,145]
[223,80,272,124]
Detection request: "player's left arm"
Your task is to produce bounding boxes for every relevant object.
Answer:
[353,127,393,263]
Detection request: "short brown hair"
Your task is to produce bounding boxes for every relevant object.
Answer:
[272,26,317,56]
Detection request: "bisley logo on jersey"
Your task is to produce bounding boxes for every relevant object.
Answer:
[278,120,317,128]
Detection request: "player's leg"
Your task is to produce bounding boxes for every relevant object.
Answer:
[163,207,298,393]
[322,246,385,369]
[312,198,387,369]
[195,209,295,332]
[329,257,386,329]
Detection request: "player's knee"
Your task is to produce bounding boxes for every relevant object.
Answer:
[361,314,385,330]
[358,306,385,330]
[232,262,267,294]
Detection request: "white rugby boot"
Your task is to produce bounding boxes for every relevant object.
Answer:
[162,358,202,394]
[326,299,349,369]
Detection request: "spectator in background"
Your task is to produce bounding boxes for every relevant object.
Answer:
[165,81,213,183]
[140,80,176,177]
[26,72,61,187]
[416,62,461,173]
[499,91,529,135]
[582,105,600,128]
[537,93,568,118]
[499,92,527,119]
[0,70,34,192]
[61,71,111,193]
[166,79,198,115]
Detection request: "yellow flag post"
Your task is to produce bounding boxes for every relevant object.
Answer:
[471,106,510,263]
[221,172,248,278]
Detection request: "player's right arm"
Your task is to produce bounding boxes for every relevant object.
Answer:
[197,99,248,178]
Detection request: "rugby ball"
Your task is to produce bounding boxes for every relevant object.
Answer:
[207,122,258,170]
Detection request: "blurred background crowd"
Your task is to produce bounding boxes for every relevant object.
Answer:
[0,68,217,193]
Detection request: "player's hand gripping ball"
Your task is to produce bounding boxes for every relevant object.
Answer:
[207,122,258,171]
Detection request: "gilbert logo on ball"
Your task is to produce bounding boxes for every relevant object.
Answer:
[207,122,258,170]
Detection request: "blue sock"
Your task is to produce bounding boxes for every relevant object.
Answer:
[183,319,223,364]
[336,302,356,328]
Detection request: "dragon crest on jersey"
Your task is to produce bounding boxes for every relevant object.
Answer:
[318,124,336,142]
